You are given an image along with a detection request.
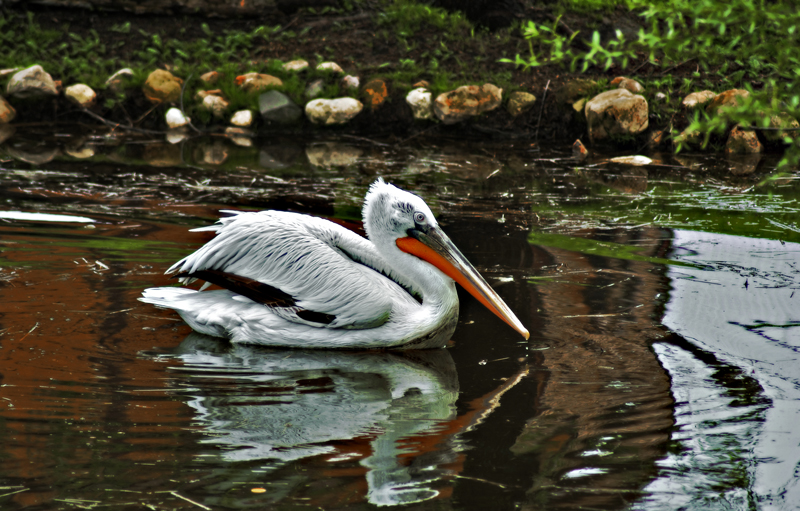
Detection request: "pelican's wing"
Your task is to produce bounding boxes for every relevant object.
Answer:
[168,210,416,329]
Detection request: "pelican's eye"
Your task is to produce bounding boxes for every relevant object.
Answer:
[413,212,426,224]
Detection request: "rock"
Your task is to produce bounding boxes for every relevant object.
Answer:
[725,124,762,154]
[1,68,20,78]
[235,73,283,92]
[648,129,668,148]
[306,142,362,167]
[196,89,223,100]
[585,88,649,142]
[406,88,433,120]
[572,139,588,159]
[316,62,344,74]
[705,89,749,116]
[166,128,190,144]
[305,97,363,125]
[143,69,183,103]
[413,80,430,88]
[675,127,703,148]
[197,140,229,165]
[363,79,388,110]
[165,107,191,128]
[225,127,254,147]
[283,60,309,72]
[259,144,303,169]
[609,155,652,166]
[201,94,230,118]
[0,96,16,124]
[433,84,502,124]
[0,124,15,144]
[259,90,302,124]
[556,78,598,105]
[65,146,95,159]
[64,84,96,108]
[765,113,800,142]
[506,91,536,117]
[305,79,325,99]
[200,71,222,84]
[727,153,762,175]
[611,76,644,93]
[106,68,134,93]
[5,146,60,165]
[342,75,360,90]
[6,65,58,97]
[654,92,667,101]
[230,110,254,127]
[682,90,716,110]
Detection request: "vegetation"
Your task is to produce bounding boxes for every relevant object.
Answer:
[1,0,799,168]
[503,0,800,168]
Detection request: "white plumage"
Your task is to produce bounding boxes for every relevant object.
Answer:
[140,178,528,349]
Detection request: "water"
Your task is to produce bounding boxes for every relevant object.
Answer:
[1,130,798,510]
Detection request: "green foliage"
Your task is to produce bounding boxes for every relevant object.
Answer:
[504,0,800,168]
[377,0,470,36]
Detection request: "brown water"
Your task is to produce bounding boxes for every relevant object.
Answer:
[1,130,799,510]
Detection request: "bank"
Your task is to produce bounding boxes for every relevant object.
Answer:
[1,0,798,167]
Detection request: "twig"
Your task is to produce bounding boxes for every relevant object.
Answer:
[658,57,696,75]
[535,79,550,145]
[340,134,390,146]
[18,323,39,342]
[449,474,510,489]
[0,488,29,499]
[180,73,203,134]
[166,492,211,510]
[80,108,164,135]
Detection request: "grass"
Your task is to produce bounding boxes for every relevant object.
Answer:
[502,0,800,167]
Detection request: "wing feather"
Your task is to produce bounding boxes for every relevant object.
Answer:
[169,211,416,329]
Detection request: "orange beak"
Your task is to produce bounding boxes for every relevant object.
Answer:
[397,228,529,340]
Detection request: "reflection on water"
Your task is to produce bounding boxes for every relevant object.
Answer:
[1,130,799,509]
[160,334,460,507]
[647,231,800,509]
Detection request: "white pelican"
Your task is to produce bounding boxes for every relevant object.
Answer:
[140,178,529,349]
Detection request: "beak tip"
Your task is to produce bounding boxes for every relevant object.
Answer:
[520,329,530,340]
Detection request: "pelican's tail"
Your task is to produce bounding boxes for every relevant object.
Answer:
[140,287,234,338]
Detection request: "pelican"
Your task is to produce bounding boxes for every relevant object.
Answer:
[140,178,528,349]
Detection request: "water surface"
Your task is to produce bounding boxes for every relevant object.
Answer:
[1,130,798,510]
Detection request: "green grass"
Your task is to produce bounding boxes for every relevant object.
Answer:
[503,0,800,168]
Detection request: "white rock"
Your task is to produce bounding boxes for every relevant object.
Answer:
[225,127,254,147]
[202,94,230,118]
[230,110,254,127]
[406,88,433,120]
[65,84,96,107]
[609,155,652,166]
[585,89,649,142]
[342,75,360,89]
[166,128,190,144]
[106,68,135,92]
[7,65,58,97]
[682,90,717,110]
[305,97,363,125]
[65,146,95,159]
[316,61,344,74]
[283,60,309,72]
[165,107,191,128]
[306,142,362,167]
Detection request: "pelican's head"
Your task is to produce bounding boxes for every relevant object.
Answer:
[363,178,438,245]
[363,178,529,340]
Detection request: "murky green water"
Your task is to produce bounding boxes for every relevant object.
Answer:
[1,129,798,510]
